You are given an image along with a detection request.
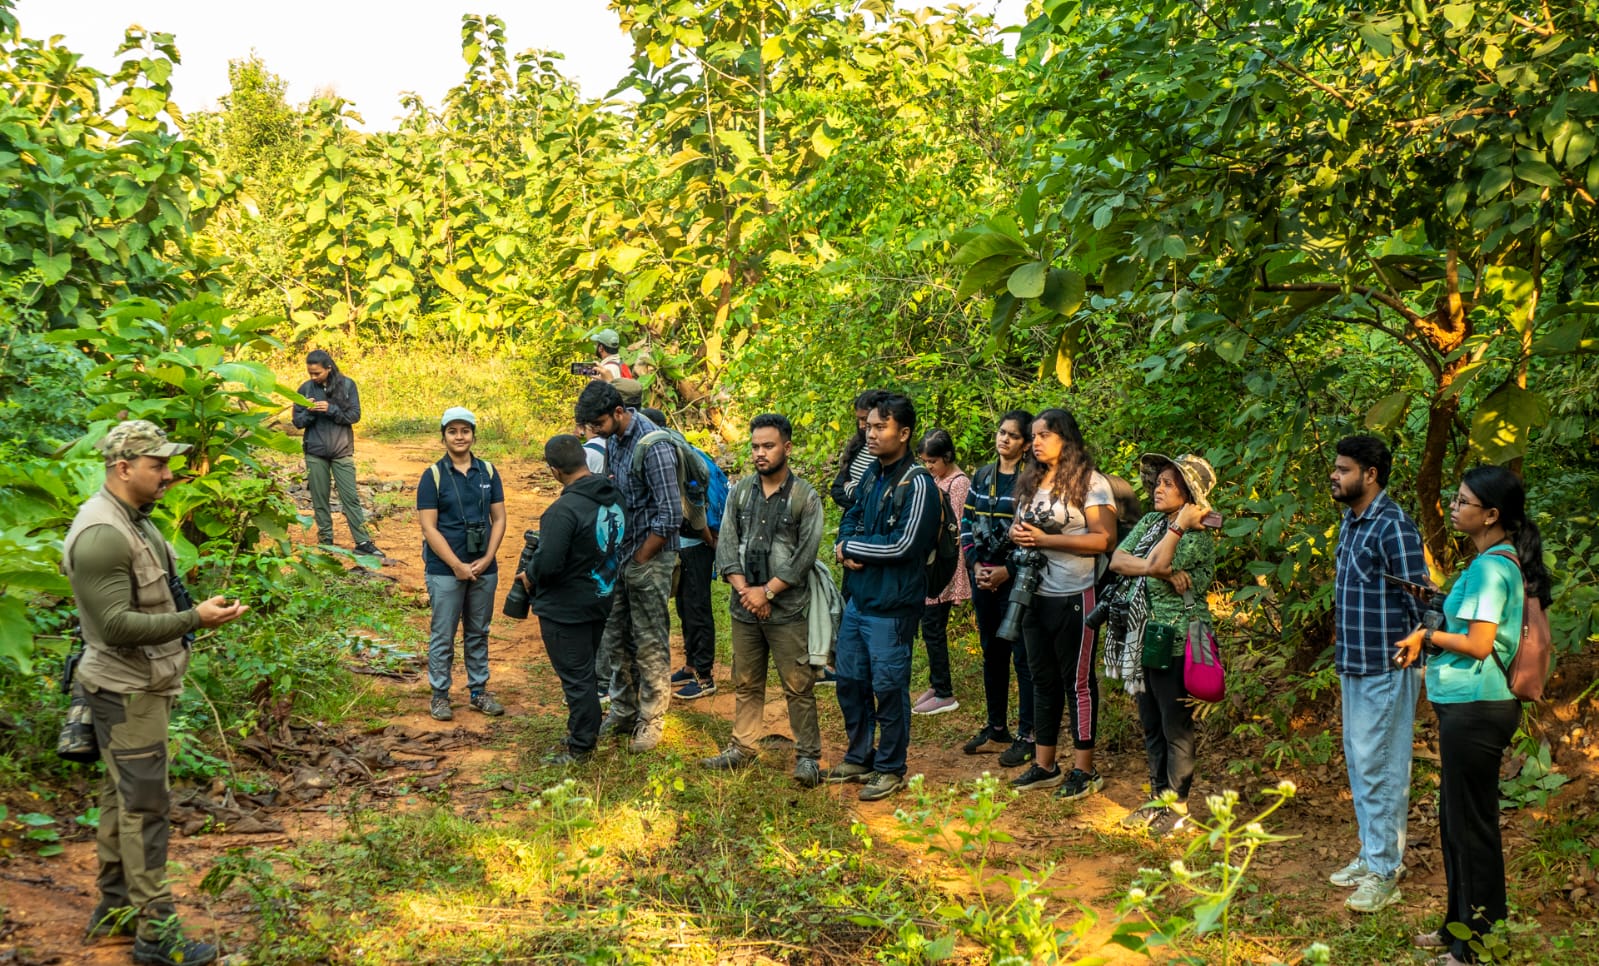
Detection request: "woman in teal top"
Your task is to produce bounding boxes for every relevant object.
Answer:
[1106,453,1219,837]
[1395,466,1551,965]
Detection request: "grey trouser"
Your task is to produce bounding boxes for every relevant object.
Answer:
[84,688,177,935]
[729,618,820,761]
[426,572,499,694]
[598,552,677,725]
[305,454,370,546]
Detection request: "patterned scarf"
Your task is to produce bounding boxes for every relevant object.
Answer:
[1102,519,1166,696]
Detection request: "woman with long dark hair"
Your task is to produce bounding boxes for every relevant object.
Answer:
[911,428,970,717]
[291,350,381,556]
[1395,466,1551,965]
[1007,408,1116,801]
[958,410,1036,763]
[829,389,887,510]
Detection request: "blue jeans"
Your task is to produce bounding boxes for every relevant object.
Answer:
[1340,668,1421,877]
[834,599,916,776]
[426,572,498,695]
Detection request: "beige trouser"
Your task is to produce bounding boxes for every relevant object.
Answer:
[84,688,176,934]
[729,619,821,761]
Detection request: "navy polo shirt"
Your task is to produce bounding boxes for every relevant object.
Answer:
[416,456,504,576]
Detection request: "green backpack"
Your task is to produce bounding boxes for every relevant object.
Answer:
[630,428,710,535]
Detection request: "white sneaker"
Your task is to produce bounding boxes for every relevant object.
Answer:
[1328,857,1369,888]
[1345,873,1401,913]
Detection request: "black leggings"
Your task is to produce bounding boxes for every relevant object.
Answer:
[1434,699,1519,963]
[1136,663,1195,800]
[917,601,954,697]
[973,582,1033,736]
[1023,588,1098,750]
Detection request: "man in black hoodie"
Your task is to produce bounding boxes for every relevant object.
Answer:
[518,435,627,764]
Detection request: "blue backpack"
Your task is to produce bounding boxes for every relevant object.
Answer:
[693,443,729,533]
[630,430,729,536]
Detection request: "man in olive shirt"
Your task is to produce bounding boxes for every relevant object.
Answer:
[700,414,826,786]
[64,420,247,966]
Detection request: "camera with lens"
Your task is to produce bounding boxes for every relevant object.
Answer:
[1084,575,1129,632]
[167,572,197,647]
[968,518,1010,564]
[1420,597,1446,656]
[502,530,540,619]
[995,547,1046,642]
[464,521,488,557]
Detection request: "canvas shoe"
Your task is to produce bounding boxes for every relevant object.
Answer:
[1120,805,1167,830]
[1010,763,1063,790]
[353,541,384,557]
[670,666,695,686]
[1345,873,1401,913]
[430,694,453,721]
[674,677,717,700]
[961,725,1012,755]
[814,666,838,687]
[469,691,505,716]
[1328,857,1370,888]
[998,736,1036,767]
[823,761,872,784]
[859,771,905,802]
[1055,768,1104,802]
[628,717,665,753]
[793,758,822,788]
[913,687,937,708]
[700,746,757,770]
[913,694,960,716]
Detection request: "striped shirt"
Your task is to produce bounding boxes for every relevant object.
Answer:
[1334,489,1427,675]
[960,461,1020,566]
[605,410,682,558]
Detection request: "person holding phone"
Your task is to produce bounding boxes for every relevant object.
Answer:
[1106,453,1219,836]
[1327,435,1430,913]
[292,349,382,557]
[417,407,508,722]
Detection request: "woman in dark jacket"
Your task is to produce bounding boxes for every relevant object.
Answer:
[292,350,380,556]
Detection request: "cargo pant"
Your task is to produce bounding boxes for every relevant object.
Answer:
[84,688,176,936]
[305,454,371,546]
[599,553,677,727]
[729,618,820,761]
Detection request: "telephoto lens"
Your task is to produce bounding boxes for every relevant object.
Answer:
[501,530,540,619]
[995,548,1045,641]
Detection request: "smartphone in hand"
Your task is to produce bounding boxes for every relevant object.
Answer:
[1381,572,1436,597]
[1201,510,1223,528]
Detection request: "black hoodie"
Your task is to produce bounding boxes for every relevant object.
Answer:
[291,373,361,460]
[531,472,627,625]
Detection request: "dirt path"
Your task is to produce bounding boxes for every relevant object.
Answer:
[6,434,1593,964]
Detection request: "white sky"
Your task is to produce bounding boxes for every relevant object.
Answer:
[17,0,1029,130]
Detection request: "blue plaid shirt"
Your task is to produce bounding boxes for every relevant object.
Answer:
[1334,489,1427,675]
[605,409,682,559]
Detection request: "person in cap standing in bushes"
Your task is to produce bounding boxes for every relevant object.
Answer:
[417,407,507,721]
[1106,453,1218,836]
[291,349,382,557]
[67,420,249,965]
[588,327,633,382]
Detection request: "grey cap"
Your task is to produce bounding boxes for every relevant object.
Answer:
[95,420,191,464]
[588,326,621,350]
[440,406,477,429]
[612,377,643,406]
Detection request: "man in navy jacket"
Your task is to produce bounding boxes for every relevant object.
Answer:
[824,393,939,801]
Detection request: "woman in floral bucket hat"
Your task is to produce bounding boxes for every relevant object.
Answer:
[1104,452,1219,836]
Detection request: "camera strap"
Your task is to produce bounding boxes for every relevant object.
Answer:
[441,457,487,524]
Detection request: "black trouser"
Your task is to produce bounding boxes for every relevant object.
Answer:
[973,582,1033,736]
[676,542,717,677]
[916,601,954,698]
[1434,699,1519,963]
[1023,588,1098,750]
[1136,663,1195,800]
[539,616,607,753]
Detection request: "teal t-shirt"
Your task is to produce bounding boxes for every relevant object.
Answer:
[1425,544,1522,704]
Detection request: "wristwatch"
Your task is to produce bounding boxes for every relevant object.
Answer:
[1422,627,1435,649]
[1166,522,1185,537]
[764,585,776,601]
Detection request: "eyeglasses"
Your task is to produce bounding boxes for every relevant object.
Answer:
[1447,494,1484,508]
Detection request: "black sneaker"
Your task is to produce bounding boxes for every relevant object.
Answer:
[133,933,218,966]
[1055,768,1104,802]
[998,737,1035,768]
[962,725,1013,755]
[542,748,593,766]
[84,900,135,942]
[353,541,384,557]
[1009,763,1062,790]
[673,677,717,700]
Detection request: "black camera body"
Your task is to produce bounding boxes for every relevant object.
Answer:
[1084,576,1129,632]
[167,572,197,647]
[995,547,1046,642]
[502,530,540,619]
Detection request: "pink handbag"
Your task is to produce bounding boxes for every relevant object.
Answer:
[1182,590,1225,703]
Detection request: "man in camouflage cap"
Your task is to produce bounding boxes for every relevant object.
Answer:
[64,419,248,965]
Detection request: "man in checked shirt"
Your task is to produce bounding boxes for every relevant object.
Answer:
[1327,434,1430,914]
[575,381,683,753]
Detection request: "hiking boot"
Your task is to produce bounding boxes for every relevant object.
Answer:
[1120,804,1167,830]
[793,757,822,788]
[542,748,593,766]
[1055,768,1104,802]
[1010,763,1062,790]
[469,691,505,716]
[670,666,695,686]
[962,725,1013,755]
[912,694,960,716]
[1345,873,1401,913]
[430,694,453,721]
[814,666,838,687]
[628,717,664,752]
[1328,857,1370,888]
[597,712,636,739]
[859,771,904,802]
[701,746,756,770]
[132,930,218,966]
[353,541,384,558]
[998,737,1035,768]
[83,900,135,942]
[674,677,717,700]
[823,761,872,784]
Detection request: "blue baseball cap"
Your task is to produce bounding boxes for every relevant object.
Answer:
[440,406,477,429]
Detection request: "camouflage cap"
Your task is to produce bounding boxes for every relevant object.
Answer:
[1139,452,1218,511]
[612,377,644,407]
[95,420,192,464]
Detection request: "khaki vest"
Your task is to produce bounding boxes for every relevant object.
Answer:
[62,490,190,695]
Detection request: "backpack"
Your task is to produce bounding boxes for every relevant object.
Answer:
[429,458,496,494]
[630,428,716,536]
[881,463,961,595]
[1484,549,1554,702]
[696,444,729,532]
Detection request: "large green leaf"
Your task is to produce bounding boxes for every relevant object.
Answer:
[1469,384,1550,463]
